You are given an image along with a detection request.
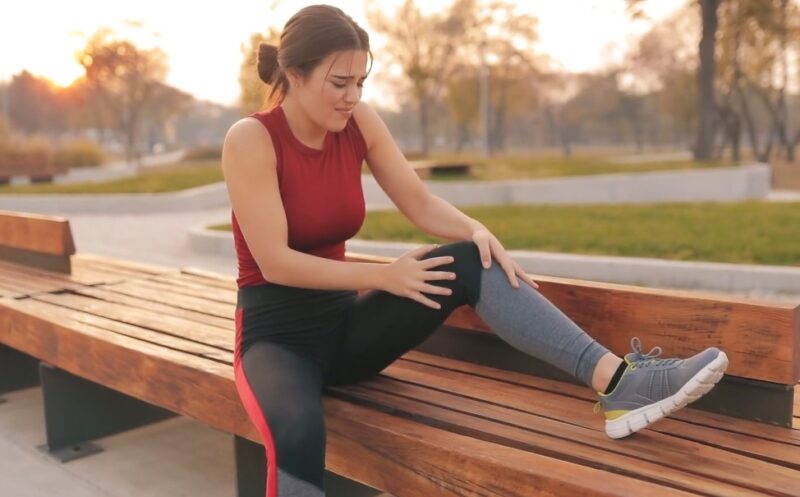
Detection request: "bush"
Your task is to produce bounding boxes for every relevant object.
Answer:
[0,136,52,166]
[53,140,106,168]
[184,145,222,161]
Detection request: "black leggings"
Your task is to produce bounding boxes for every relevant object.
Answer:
[233,241,483,496]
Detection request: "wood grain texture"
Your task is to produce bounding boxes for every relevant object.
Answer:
[0,211,75,256]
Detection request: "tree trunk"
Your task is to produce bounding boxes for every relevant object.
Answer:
[419,94,430,156]
[695,0,721,160]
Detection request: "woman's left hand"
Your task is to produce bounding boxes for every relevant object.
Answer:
[471,225,539,290]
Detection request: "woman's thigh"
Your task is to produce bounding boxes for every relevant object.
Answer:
[236,339,328,490]
[324,241,483,386]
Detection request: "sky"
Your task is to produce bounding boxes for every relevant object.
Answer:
[0,0,685,108]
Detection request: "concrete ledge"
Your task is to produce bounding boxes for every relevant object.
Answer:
[0,182,230,215]
[0,164,770,215]
[187,226,800,297]
[362,164,771,209]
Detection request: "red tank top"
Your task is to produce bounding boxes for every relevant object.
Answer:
[232,105,368,288]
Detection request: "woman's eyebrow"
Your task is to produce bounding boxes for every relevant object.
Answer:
[331,74,368,80]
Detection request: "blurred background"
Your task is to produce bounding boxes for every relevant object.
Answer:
[3,0,799,171]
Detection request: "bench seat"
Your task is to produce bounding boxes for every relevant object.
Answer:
[1,254,799,496]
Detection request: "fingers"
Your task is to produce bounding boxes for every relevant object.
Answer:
[410,292,442,310]
[422,256,454,268]
[420,283,453,296]
[407,244,439,259]
[476,241,492,269]
[515,264,539,289]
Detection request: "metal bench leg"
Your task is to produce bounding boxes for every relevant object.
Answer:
[234,435,266,497]
[38,361,177,462]
[233,435,388,497]
[0,345,40,403]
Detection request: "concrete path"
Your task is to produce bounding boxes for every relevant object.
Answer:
[0,388,234,497]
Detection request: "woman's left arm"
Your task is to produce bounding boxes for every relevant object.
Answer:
[415,195,539,290]
[352,102,538,290]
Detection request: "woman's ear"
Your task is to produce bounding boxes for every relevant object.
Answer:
[286,69,303,89]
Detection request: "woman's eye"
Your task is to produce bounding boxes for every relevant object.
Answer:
[333,82,345,89]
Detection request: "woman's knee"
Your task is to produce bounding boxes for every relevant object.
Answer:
[422,241,483,307]
[267,401,325,454]
[265,400,327,484]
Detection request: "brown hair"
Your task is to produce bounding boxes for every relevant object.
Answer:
[257,5,373,109]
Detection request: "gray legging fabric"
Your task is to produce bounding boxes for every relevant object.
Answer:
[476,258,612,387]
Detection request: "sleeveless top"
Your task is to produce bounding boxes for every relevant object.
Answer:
[232,105,368,288]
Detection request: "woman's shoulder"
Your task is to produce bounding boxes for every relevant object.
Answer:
[222,116,277,173]
[225,116,275,152]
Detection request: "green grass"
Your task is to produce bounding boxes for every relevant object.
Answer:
[210,201,800,267]
[362,154,732,181]
[0,161,223,194]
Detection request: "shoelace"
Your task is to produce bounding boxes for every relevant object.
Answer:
[627,337,681,369]
[593,337,679,414]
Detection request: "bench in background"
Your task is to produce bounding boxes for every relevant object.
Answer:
[0,162,69,184]
[409,159,473,179]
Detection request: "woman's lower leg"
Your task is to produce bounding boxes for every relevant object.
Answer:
[474,259,623,391]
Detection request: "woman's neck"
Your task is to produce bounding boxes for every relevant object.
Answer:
[280,97,328,150]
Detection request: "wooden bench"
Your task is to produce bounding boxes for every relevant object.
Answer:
[409,160,473,179]
[0,161,69,184]
[0,211,798,497]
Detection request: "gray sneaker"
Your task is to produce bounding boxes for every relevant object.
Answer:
[593,337,729,439]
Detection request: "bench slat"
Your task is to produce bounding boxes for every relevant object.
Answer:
[31,292,233,351]
[365,361,800,480]
[117,277,237,305]
[9,297,229,362]
[72,253,178,277]
[402,350,800,447]
[324,398,700,497]
[331,383,788,497]
[106,279,237,313]
[147,273,241,293]
[73,285,233,329]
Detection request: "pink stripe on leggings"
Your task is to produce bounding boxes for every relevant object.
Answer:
[234,308,279,497]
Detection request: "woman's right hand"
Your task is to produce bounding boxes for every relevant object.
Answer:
[378,244,457,310]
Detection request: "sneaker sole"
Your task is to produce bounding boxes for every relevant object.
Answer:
[605,350,729,439]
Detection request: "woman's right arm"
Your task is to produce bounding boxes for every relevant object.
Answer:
[221,117,392,292]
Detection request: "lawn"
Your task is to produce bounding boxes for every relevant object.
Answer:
[0,161,223,194]
[211,201,800,267]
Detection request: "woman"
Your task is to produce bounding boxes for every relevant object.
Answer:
[221,5,729,496]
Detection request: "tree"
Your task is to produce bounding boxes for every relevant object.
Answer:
[369,0,542,155]
[367,0,471,155]
[627,0,721,160]
[76,27,171,165]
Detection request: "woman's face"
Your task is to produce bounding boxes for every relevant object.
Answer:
[289,49,368,131]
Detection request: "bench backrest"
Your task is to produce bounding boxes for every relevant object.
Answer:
[0,210,75,273]
[345,252,800,387]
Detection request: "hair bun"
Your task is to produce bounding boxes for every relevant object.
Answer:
[257,43,280,84]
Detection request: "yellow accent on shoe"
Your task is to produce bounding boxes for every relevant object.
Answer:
[593,401,630,420]
[603,410,631,420]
